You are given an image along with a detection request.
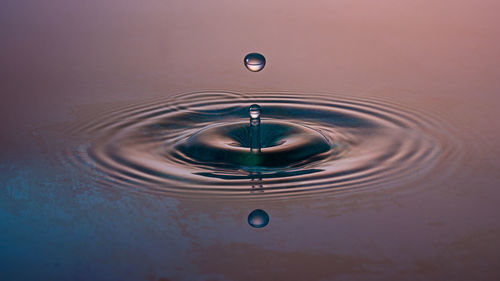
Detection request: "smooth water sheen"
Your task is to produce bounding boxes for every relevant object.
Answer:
[3,2,499,280]
[61,91,459,198]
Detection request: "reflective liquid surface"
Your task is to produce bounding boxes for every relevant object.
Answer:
[61,92,458,198]
[1,1,500,280]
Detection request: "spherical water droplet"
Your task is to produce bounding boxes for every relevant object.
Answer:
[244,53,266,72]
[248,209,269,228]
[249,104,261,119]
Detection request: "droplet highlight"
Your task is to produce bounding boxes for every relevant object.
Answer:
[249,104,261,119]
[248,209,269,228]
[244,53,266,72]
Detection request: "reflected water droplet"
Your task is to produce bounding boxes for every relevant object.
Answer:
[248,209,269,228]
[249,104,261,119]
[244,53,266,72]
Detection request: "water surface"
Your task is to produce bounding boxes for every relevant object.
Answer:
[1,1,500,281]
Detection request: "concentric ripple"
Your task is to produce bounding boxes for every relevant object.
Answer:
[176,121,334,168]
[61,91,459,198]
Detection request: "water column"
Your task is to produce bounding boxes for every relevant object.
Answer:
[248,104,262,153]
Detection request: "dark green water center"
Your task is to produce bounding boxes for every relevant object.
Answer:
[176,121,332,169]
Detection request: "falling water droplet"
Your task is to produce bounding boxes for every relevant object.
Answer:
[249,104,261,119]
[244,53,266,72]
[248,209,269,228]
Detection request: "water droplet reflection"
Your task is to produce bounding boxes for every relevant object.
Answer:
[250,171,264,193]
[248,209,269,228]
[244,53,266,72]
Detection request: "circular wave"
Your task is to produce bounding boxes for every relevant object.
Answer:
[60,91,459,198]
